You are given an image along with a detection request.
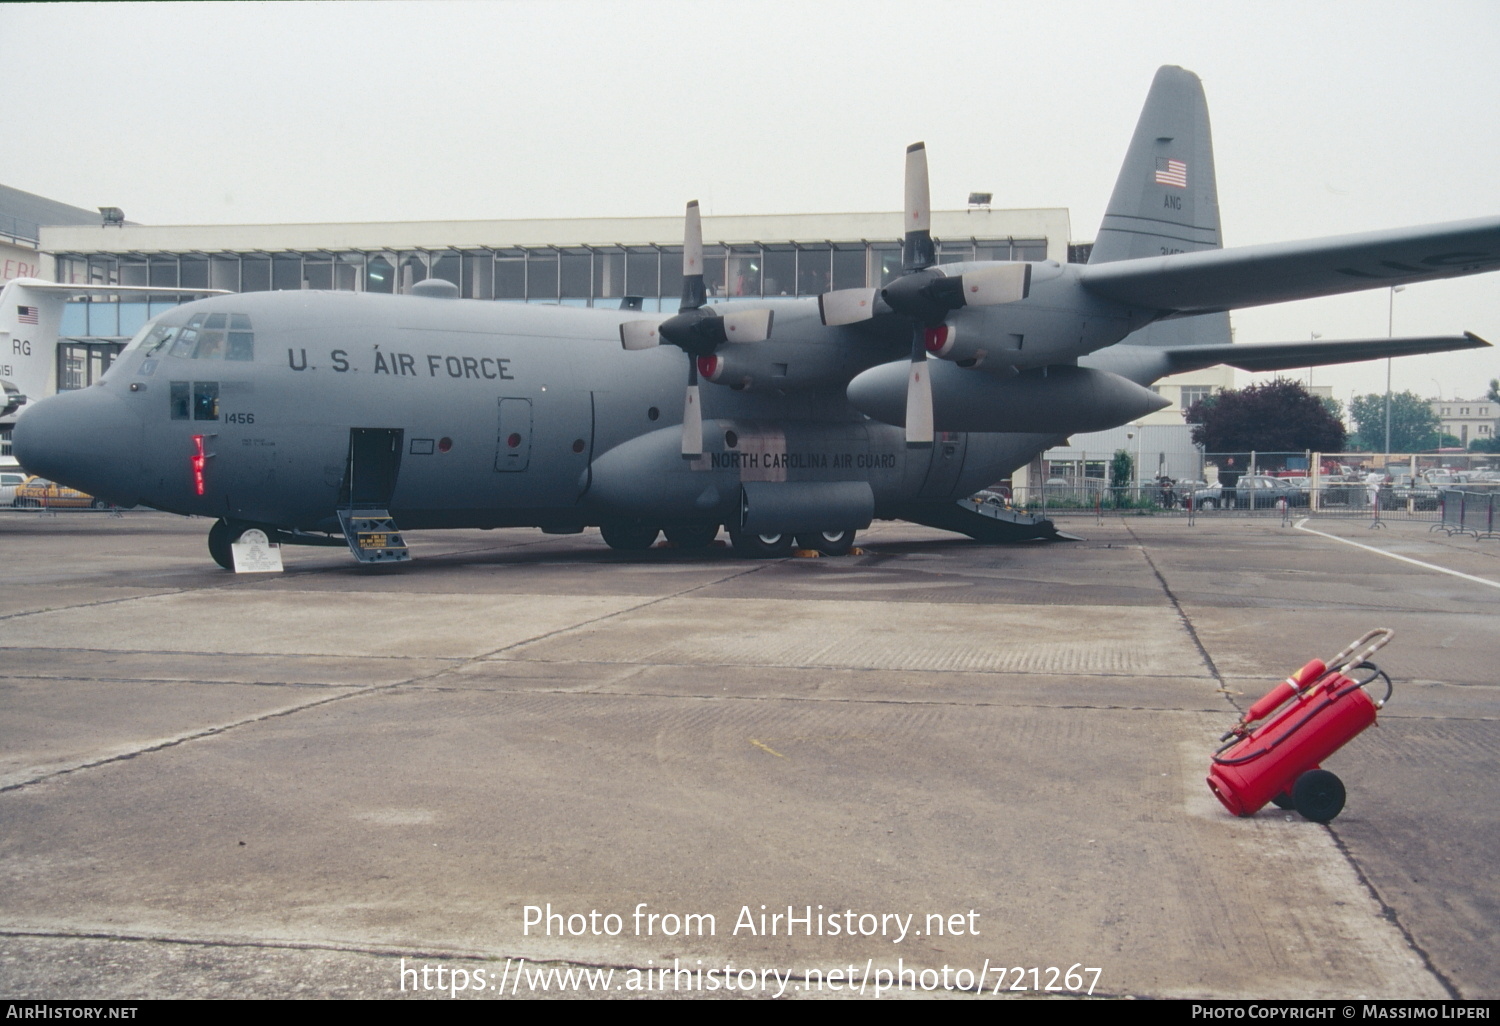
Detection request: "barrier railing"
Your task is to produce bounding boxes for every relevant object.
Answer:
[1434,489,1500,539]
[1025,483,1457,524]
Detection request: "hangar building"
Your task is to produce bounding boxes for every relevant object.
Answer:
[2,188,1229,467]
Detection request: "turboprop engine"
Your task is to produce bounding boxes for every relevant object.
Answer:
[846,361,1171,434]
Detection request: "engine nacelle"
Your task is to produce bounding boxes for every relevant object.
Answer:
[696,340,856,394]
[847,360,1171,434]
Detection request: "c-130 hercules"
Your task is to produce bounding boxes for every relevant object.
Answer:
[11,66,1497,567]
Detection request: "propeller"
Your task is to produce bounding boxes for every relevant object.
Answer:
[620,201,773,457]
[818,142,1031,445]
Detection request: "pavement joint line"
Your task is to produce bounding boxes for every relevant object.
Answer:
[0,674,361,690]
[466,561,776,661]
[1122,523,1233,713]
[382,684,1223,714]
[0,644,467,663]
[0,562,778,793]
[1323,827,1462,1001]
[0,927,1134,998]
[0,686,382,794]
[435,663,1208,679]
[0,587,207,624]
[1294,520,1500,590]
[0,926,497,965]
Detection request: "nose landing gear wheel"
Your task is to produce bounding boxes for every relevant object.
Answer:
[729,530,794,559]
[795,529,857,556]
[208,519,245,571]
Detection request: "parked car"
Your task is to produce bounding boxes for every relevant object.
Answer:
[11,476,108,509]
[0,471,27,506]
[1191,475,1307,509]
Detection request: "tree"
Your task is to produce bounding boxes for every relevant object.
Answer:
[1487,378,1499,404]
[1109,449,1133,507]
[1347,391,1441,452]
[1186,380,1347,468]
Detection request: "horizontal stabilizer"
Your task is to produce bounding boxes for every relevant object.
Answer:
[1164,332,1490,374]
[4,278,229,297]
[1080,217,1500,315]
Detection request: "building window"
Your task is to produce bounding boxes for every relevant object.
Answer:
[366,255,395,294]
[1180,386,1213,410]
[624,247,658,300]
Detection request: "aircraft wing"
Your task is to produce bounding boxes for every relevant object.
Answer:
[1161,332,1490,374]
[1078,217,1500,315]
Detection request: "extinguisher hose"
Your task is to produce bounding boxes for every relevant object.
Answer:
[1211,662,1392,765]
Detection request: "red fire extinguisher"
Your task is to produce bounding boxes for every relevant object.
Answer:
[1207,628,1394,823]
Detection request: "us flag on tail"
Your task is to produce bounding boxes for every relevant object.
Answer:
[1154,158,1187,188]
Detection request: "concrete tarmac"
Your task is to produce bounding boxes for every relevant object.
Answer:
[0,511,1495,1000]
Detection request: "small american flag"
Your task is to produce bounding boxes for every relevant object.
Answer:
[17,305,39,325]
[1154,158,1188,188]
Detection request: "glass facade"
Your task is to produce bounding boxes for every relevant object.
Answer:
[53,237,1049,315]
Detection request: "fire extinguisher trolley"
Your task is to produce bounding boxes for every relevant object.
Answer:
[1207,628,1394,823]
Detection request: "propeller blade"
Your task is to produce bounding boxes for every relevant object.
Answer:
[681,200,707,312]
[951,262,1031,307]
[682,359,704,458]
[902,142,935,273]
[819,288,879,326]
[720,308,774,343]
[905,329,934,446]
[620,320,661,350]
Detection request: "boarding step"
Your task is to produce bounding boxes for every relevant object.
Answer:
[336,508,411,563]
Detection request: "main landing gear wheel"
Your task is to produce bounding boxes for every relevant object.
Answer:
[1292,769,1346,823]
[664,524,720,549]
[729,530,794,559]
[600,521,660,551]
[795,529,857,557]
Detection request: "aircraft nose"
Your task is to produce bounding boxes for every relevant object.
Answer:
[12,388,144,506]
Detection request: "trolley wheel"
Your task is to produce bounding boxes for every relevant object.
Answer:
[795,528,856,557]
[1270,792,1296,811]
[729,529,794,559]
[663,523,719,549]
[600,522,660,551]
[1292,769,1346,823]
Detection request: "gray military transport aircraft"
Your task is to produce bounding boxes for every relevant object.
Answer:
[10,66,1498,568]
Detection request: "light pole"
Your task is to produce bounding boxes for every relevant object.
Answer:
[1384,286,1405,457]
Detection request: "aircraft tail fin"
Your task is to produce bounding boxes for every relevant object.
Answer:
[1090,65,1222,265]
[0,278,70,414]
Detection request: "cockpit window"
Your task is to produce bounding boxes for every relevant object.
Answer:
[129,311,255,360]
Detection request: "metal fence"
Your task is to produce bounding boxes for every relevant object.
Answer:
[1022,483,1466,526]
[1022,447,1499,527]
[1434,489,1500,539]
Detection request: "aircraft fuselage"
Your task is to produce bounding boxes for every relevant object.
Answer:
[15,281,1127,543]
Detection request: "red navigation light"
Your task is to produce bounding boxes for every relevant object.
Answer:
[191,435,207,496]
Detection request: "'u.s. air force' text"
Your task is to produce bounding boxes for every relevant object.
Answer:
[287,348,514,380]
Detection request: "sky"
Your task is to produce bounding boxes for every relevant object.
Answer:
[4,0,1497,406]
